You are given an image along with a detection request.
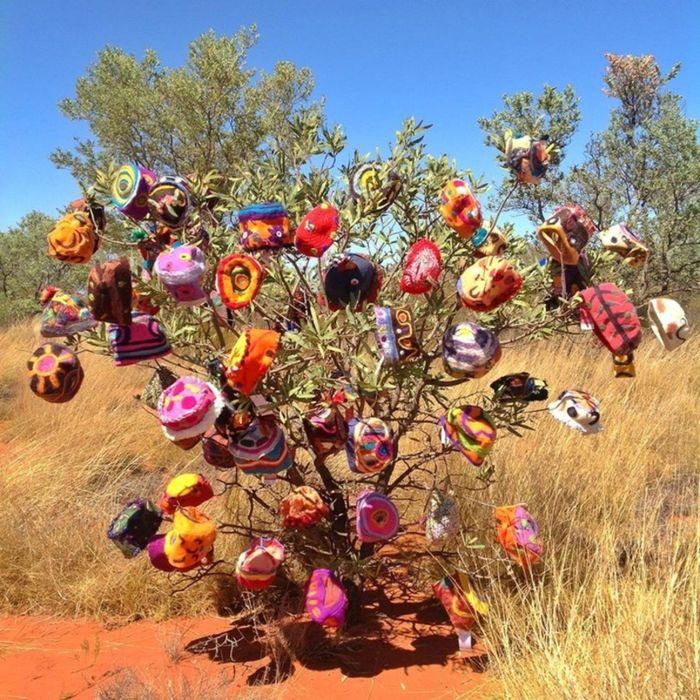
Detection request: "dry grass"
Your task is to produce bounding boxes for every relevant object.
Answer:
[0,321,698,698]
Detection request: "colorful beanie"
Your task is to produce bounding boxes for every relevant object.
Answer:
[87,258,133,325]
[439,179,483,240]
[490,373,549,402]
[355,491,400,543]
[400,238,442,294]
[27,343,84,403]
[225,328,280,395]
[235,537,285,591]
[457,256,522,312]
[107,498,162,558]
[295,203,339,257]
[238,202,293,251]
[599,223,649,268]
[495,504,543,568]
[305,569,348,628]
[158,473,214,515]
[350,162,402,214]
[323,254,382,310]
[538,204,596,265]
[439,405,497,467]
[547,389,602,434]
[433,571,488,633]
[229,416,293,477]
[111,163,158,221]
[162,507,217,570]
[216,254,264,310]
[108,312,171,366]
[154,244,207,306]
[471,222,507,258]
[201,426,237,469]
[504,131,549,185]
[346,417,393,474]
[146,534,208,573]
[442,322,501,379]
[303,393,349,457]
[47,208,100,265]
[40,287,96,337]
[147,176,192,229]
[280,486,329,529]
[648,298,691,351]
[374,306,421,364]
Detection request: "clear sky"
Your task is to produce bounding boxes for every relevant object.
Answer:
[0,0,697,230]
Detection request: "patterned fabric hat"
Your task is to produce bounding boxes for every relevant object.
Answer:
[146,533,209,573]
[88,258,133,325]
[433,571,489,633]
[280,486,329,529]
[158,473,214,515]
[355,491,400,543]
[235,537,285,591]
[154,244,207,306]
[295,203,339,257]
[425,488,460,545]
[323,254,382,310]
[538,204,596,265]
[547,255,591,301]
[111,163,157,220]
[163,507,217,570]
[303,390,351,457]
[238,203,293,250]
[504,132,549,185]
[350,162,402,215]
[229,415,293,476]
[225,328,280,395]
[471,222,507,258]
[201,426,237,469]
[442,322,501,379]
[439,405,497,467]
[548,389,603,434]
[305,569,348,627]
[374,306,421,365]
[216,254,264,310]
[27,343,84,403]
[457,256,522,312]
[599,223,648,268]
[400,238,442,294]
[108,312,171,366]
[147,176,192,229]
[648,298,691,351]
[495,504,543,567]
[490,372,549,402]
[439,179,483,240]
[346,417,393,474]
[40,287,96,337]
[47,208,100,264]
[107,498,162,559]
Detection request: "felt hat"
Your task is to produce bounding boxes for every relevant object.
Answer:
[323,254,382,311]
[111,163,158,220]
[27,343,84,403]
[39,287,97,337]
[158,473,214,515]
[355,491,400,543]
[495,504,543,568]
[225,328,280,395]
[163,507,217,570]
[229,415,293,477]
[374,306,421,365]
[425,488,460,545]
[439,405,497,467]
[147,176,192,229]
[547,255,591,301]
[457,256,522,313]
[216,254,264,310]
[107,498,162,559]
[504,131,549,185]
[295,203,339,257]
[433,572,488,633]
[146,533,209,573]
[108,312,171,366]
[538,205,596,265]
[648,297,691,351]
[547,389,603,434]
[47,206,100,264]
[157,376,223,448]
[303,391,350,458]
[400,238,442,294]
[201,426,237,469]
[439,179,483,240]
[238,203,293,251]
[154,244,207,307]
[490,372,549,402]
[280,486,329,529]
[305,569,348,628]
[87,257,133,325]
[599,223,648,268]
[471,222,507,258]
[235,537,285,591]
[442,322,501,379]
[350,162,402,214]
[346,416,393,474]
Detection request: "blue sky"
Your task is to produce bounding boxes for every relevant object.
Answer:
[0,0,697,230]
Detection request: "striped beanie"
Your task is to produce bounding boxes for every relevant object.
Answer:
[108,312,171,366]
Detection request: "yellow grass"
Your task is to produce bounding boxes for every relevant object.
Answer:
[0,321,698,698]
